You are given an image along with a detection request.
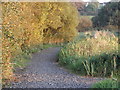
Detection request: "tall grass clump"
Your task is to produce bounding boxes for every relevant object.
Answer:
[59,31,119,78]
[92,79,119,88]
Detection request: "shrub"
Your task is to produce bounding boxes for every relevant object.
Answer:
[92,79,119,88]
[77,16,93,32]
[59,31,119,77]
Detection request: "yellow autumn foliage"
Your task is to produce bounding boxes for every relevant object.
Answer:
[2,2,79,80]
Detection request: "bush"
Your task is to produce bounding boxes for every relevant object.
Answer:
[77,16,93,32]
[59,31,119,77]
[92,79,119,88]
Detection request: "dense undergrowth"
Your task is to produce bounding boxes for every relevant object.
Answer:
[59,31,119,79]
[59,30,120,88]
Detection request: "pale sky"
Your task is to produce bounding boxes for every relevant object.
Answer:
[83,0,111,3]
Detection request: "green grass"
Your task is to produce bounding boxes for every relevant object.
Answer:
[12,52,31,69]
[92,79,119,88]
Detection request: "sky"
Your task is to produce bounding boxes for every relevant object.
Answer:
[83,0,111,3]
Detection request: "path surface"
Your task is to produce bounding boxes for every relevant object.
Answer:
[9,47,103,88]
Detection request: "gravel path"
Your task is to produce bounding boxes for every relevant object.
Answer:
[9,47,103,88]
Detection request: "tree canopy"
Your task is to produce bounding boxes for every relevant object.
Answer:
[92,2,120,27]
[2,2,79,79]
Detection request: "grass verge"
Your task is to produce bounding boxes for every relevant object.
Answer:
[92,79,120,88]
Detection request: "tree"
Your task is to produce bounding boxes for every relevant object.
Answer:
[79,1,99,16]
[41,3,80,43]
[85,2,99,15]
[2,2,79,80]
[73,1,85,11]
[92,2,120,27]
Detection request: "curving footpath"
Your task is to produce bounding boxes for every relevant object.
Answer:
[8,47,103,88]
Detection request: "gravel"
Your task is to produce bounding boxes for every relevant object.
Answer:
[8,47,104,88]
